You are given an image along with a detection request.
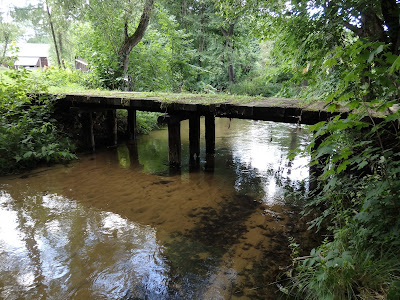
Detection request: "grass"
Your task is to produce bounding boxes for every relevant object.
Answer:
[49,86,311,107]
[3,67,314,108]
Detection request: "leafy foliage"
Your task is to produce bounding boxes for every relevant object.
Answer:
[215,0,400,298]
[0,68,76,175]
[286,39,400,299]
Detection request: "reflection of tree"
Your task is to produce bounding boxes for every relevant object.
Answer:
[0,189,172,299]
[7,192,46,297]
[137,134,170,174]
[117,143,141,170]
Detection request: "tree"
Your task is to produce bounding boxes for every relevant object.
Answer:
[165,0,261,91]
[45,0,63,67]
[0,19,22,64]
[118,0,154,89]
[84,0,154,90]
[12,0,86,67]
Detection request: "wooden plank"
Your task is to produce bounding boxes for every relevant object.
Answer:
[127,108,136,141]
[205,114,215,155]
[106,109,118,146]
[189,114,201,164]
[168,117,181,167]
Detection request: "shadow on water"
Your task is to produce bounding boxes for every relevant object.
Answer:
[0,118,316,299]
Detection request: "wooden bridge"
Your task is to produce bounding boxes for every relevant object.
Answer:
[55,91,346,167]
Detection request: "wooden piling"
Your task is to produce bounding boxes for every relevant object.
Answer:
[189,114,201,164]
[127,108,137,141]
[81,111,95,152]
[106,109,118,146]
[168,116,181,167]
[205,114,215,155]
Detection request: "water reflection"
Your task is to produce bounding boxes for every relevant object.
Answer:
[0,191,168,299]
[0,119,314,299]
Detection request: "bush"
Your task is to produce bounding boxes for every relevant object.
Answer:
[33,65,101,90]
[0,68,76,175]
[228,75,282,97]
[286,41,400,299]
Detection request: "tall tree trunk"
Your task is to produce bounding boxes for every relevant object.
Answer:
[45,0,62,68]
[57,31,65,67]
[197,5,205,82]
[1,36,10,63]
[221,23,236,83]
[228,64,235,83]
[117,0,154,91]
[381,0,400,54]
[181,0,187,31]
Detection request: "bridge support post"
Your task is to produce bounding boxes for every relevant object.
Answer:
[168,116,181,168]
[205,114,215,155]
[81,111,95,152]
[106,109,118,146]
[189,114,200,167]
[127,108,136,141]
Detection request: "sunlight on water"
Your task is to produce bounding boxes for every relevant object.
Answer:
[0,191,169,299]
[0,118,315,299]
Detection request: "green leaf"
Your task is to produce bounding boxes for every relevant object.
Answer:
[357,160,368,170]
[389,56,400,74]
[23,151,33,159]
[337,161,350,173]
[316,270,328,281]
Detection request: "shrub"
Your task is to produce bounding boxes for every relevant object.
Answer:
[228,75,282,97]
[0,68,76,175]
[286,40,400,300]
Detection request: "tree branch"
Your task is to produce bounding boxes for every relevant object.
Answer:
[342,21,363,37]
[118,0,154,56]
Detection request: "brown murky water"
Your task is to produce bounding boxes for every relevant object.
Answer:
[0,118,314,299]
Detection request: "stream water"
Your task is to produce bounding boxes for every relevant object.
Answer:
[0,118,315,299]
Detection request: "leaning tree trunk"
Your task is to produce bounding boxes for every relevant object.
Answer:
[58,31,65,68]
[1,36,10,63]
[117,0,154,91]
[45,0,62,68]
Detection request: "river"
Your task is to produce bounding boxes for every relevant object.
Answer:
[0,118,315,299]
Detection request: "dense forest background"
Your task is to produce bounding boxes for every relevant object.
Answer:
[1,0,287,96]
[1,0,400,299]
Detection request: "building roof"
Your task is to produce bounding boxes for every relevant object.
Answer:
[14,57,40,66]
[6,43,50,59]
[16,43,50,58]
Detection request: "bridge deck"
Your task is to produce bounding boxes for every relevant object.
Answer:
[57,92,344,125]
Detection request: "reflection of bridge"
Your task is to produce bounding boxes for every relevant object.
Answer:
[56,92,345,167]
